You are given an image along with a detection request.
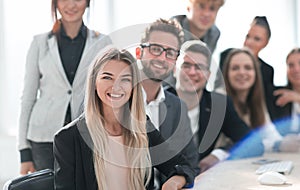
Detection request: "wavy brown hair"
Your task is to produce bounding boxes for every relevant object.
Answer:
[223,48,267,128]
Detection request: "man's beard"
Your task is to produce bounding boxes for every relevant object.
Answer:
[142,60,171,82]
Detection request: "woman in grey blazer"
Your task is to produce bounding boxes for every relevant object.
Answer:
[18,0,111,175]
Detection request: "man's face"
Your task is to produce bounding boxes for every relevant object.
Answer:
[140,31,179,82]
[176,51,210,93]
[187,0,220,33]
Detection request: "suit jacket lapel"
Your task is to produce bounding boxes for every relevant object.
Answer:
[47,35,71,88]
[158,94,171,138]
[77,119,98,189]
[73,30,102,88]
[199,91,211,140]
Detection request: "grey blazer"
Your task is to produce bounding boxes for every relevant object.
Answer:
[18,29,111,150]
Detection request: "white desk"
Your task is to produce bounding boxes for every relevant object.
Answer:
[190,153,300,190]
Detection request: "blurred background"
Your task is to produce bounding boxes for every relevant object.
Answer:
[0,0,299,186]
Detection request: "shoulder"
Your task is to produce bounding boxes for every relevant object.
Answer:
[88,29,111,40]
[259,58,274,70]
[221,48,234,57]
[30,31,52,45]
[164,90,181,103]
[54,114,85,141]
[164,90,189,114]
[87,29,112,49]
[203,90,227,101]
[163,85,177,96]
[207,24,220,37]
[171,15,187,24]
[32,31,52,40]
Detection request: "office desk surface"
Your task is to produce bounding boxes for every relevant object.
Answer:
[192,153,300,190]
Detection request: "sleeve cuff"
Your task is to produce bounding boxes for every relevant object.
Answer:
[20,148,33,162]
[168,165,194,188]
[211,149,229,161]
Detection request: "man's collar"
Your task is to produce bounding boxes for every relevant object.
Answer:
[142,85,165,105]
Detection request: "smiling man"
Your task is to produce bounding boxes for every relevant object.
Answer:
[136,19,199,189]
[167,40,264,172]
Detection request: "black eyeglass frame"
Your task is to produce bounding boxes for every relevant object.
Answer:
[140,43,180,60]
[181,62,210,72]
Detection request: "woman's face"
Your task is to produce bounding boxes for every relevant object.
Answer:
[287,52,300,88]
[96,60,133,111]
[243,25,269,57]
[228,52,256,93]
[57,0,87,24]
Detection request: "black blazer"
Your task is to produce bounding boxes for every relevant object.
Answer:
[197,90,255,159]
[53,116,196,190]
[272,86,298,136]
[259,58,278,121]
[166,87,264,160]
[158,91,199,169]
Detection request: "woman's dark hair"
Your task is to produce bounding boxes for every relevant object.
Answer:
[252,16,271,40]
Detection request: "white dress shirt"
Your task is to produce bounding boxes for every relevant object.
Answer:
[142,86,165,131]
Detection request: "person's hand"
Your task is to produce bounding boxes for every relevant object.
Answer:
[161,175,186,190]
[279,134,300,152]
[274,89,300,107]
[199,154,220,173]
[20,161,36,175]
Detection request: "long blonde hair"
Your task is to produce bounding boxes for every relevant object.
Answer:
[85,47,151,189]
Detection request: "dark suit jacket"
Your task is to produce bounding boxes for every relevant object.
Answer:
[259,58,278,121]
[158,91,199,168]
[153,91,200,187]
[53,116,196,190]
[272,86,299,136]
[165,87,264,160]
[197,90,256,159]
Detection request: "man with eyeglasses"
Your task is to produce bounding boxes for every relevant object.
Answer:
[165,40,264,172]
[136,19,199,189]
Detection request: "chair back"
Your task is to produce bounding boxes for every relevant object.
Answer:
[3,169,54,190]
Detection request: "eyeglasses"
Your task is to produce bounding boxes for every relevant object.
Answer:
[181,62,209,72]
[140,43,180,60]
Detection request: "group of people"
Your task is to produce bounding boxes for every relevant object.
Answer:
[17,0,300,189]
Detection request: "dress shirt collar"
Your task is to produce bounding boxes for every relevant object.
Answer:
[142,85,165,106]
[60,22,87,39]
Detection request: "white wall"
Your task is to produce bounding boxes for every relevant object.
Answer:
[215,0,298,86]
[0,0,5,135]
[2,0,52,136]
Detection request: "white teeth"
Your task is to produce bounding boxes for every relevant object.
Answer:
[110,93,122,98]
[153,62,164,69]
[153,65,163,69]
